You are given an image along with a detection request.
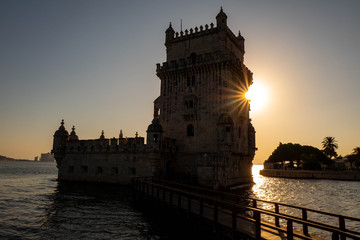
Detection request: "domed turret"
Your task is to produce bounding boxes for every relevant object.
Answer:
[165,22,175,43]
[147,118,163,133]
[216,7,227,29]
[69,126,79,141]
[53,119,69,152]
[147,117,163,148]
[99,130,105,139]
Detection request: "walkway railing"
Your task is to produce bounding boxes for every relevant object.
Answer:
[132,178,360,240]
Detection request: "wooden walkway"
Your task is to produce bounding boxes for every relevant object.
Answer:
[132,178,360,240]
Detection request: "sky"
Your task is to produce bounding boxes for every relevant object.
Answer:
[0,0,359,164]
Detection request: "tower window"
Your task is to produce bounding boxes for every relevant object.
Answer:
[129,167,136,175]
[111,167,118,175]
[190,53,196,64]
[189,100,193,108]
[81,166,88,174]
[187,124,194,136]
[226,127,231,132]
[153,134,158,142]
[192,76,195,86]
[187,77,191,86]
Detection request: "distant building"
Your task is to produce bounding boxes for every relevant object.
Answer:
[52,8,256,189]
[39,153,55,162]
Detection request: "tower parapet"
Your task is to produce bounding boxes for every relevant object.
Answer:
[163,8,245,64]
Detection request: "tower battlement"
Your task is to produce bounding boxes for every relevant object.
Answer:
[168,25,244,53]
[156,50,252,77]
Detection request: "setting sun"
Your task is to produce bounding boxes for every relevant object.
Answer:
[245,81,269,112]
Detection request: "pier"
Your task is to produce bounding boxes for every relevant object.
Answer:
[132,178,360,239]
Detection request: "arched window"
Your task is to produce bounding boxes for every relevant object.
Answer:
[187,124,194,136]
[188,100,193,108]
[190,52,196,64]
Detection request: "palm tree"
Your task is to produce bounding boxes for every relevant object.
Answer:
[346,147,360,170]
[321,136,338,159]
[352,147,360,156]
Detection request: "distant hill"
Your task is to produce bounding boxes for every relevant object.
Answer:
[0,155,32,161]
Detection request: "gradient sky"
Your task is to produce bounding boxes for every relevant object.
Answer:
[1,0,359,164]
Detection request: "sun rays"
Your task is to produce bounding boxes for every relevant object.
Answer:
[222,77,251,119]
[245,81,268,112]
[222,77,268,118]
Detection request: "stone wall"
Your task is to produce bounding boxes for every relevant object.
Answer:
[57,151,163,184]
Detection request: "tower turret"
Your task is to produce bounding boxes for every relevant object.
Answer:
[119,129,123,139]
[146,116,163,149]
[165,23,175,43]
[216,7,227,29]
[100,130,105,139]
[69,126,79,141]
[52,119,69,153]
[237,31,245,54]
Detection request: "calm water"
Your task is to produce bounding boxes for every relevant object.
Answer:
[251,165,360,238]
[0,162,359,239]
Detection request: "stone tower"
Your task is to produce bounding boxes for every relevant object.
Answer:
[154,8,256,188]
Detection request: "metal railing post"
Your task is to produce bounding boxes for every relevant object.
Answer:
[302,208,309,236]
[332,231,340,240]
[339,216,346,240]
[253,199,257,219]
[275,203,280,227]
[287,219,294,240]
[254,211,261,239]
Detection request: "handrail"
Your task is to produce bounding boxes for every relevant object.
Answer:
[152,178,360,222]
[133,178,360,239]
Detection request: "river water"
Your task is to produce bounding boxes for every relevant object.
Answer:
[0,161,359,239]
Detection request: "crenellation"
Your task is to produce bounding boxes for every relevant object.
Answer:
[157,51,244,74]
[173,24,218,42]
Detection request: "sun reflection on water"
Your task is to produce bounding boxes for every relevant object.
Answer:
[249,164,360,235]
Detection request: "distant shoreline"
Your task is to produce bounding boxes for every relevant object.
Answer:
[0,159,33,162]
[260,169,360,181]
[0,155,32,162]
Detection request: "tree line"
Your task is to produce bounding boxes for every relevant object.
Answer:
[265,137,360,170]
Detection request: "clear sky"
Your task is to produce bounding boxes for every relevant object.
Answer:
[1,0,359,164]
